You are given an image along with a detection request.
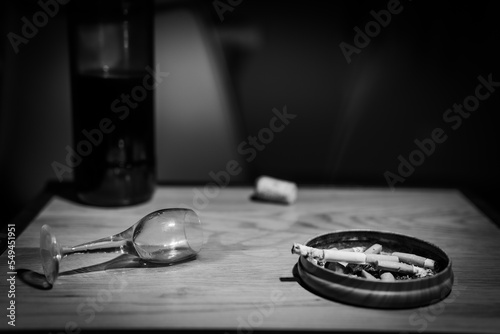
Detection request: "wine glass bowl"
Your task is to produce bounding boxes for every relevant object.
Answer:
[132,209,203,263]
[39,208,203,285]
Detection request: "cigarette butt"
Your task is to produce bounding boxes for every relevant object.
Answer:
[333,247,366,266]
[328,248,347,266]
[339,246,366,253]
[292,244,365,264]
[360,269,378,280]
[364,244,382,254]
[292,243,323,258]
[323,249,366,264]
[365,254,399,263]
[380,272,395,281]
[392,252,435,270]
[255,176,297,204]
[374,260,415,274]
[292,244,392,265]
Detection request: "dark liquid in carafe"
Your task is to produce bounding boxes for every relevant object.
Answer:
[72,70,155,206]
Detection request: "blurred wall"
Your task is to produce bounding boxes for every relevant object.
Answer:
[215,0,500,187]
[154,7,248,183]
[0,1,71,224]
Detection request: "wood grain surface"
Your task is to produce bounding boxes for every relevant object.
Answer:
[1,186,499,333]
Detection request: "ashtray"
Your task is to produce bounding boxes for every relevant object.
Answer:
[295,229,454,309]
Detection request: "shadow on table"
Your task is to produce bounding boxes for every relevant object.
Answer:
[18,254,198,290]
[17,269,53,290]
[60,253,197,276]
[248,194,290,206]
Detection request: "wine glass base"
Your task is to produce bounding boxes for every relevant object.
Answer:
[40,225,61,285]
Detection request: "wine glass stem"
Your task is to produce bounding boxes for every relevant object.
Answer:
[60,236,131,258]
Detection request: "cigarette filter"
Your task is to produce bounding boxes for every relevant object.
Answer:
[392,252,435,269]
[365,254,400,263]
[323,249,367,264]
[380,272,395,281]
[375,260,415,274]
[364,244,382,254]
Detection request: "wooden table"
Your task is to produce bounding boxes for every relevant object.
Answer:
[1,186,500,333]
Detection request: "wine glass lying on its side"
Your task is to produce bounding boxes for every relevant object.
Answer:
[40,208,203,284]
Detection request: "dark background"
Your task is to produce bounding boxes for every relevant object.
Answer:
[1,0,500,225]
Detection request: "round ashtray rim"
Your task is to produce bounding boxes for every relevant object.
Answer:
[297,229,454,308]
